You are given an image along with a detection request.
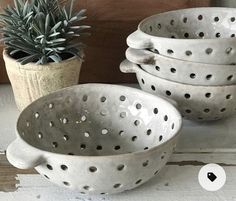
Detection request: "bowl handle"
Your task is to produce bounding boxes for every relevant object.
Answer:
[7,138,46,169]
[120,59,137,73]
[120,59,178,107]
[126,48,156,65]
[127,30,153,49]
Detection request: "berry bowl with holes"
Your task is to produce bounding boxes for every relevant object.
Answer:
[6,84,182,195]
[126,47,236,86]
[120,60,236,121]
[127,7,236,65]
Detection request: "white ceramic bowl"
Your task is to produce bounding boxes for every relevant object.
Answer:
[7,84,182,195]
[126,47,236,86]
[127,7,236,64]
[120,60,236,121]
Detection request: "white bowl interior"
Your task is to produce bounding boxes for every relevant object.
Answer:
[17,84,181,156]
[140,8,236,39]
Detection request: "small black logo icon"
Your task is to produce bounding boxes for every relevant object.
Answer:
[207,172,217,182]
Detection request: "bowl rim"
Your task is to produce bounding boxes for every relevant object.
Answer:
[16,83,182,159]
[138,7,236,42]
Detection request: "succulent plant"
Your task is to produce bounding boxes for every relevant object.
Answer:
[0,0,90,65]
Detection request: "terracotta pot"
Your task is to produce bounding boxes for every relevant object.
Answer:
[3,50,82,111]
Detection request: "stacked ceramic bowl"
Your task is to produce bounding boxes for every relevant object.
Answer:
[121,7,236,121]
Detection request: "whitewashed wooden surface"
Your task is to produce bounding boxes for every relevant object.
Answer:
[1,84,236,201]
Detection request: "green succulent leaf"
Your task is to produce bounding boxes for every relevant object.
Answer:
[0,0,90,65]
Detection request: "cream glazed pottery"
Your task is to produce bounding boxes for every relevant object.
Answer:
[7,84,182,195]
[127,7,236,65]
[120,60,236,121]
[126,48,236,86]
[3,49,82,111]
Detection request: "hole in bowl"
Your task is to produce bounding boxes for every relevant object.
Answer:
[117,164,125,171]
[216,32,221,38]
[170,68,176,73]
[220,108,226,112]
[159,135,163,141]
[164,115,168,121]
[101,129,108,135]
[134,120,140,126]
[214,16,219,22]
[147,129,152,135]
[83,95,88,102]
[167,49,174,54]
[38,132,43,139]
[120,112,127,118]
[63,181,70,186]
[183,17,187,23]
[119,130,124,136]
[89,166,97,173]
[142,160,149,167]
[206,75,212,80]
[184,33,189,38]
[113,183,121,188]
[205,48,213,54]
[226,47,233,54]
[198,32,204,38]
[61,165,68,171]
[155,66,160,71]
[136,179,142,184]
[184,93,191,99]
[166,90,171,96]
[114,145,121,150]
[96,145,102,150]
[132,136,138,141]
[63,135,69,141]
[35,112,40,119]
[47,164,53,170]
[205,93,211,98]
[198,15,203,20]
[120,95,126,101]
[48,103,54,109]
[185,50,192,56]
[84,132,90,138]
[226,94,232,99]
[190,73,196,79]
[136,103,142,109]
[100,96,106,102]
[80,144,86,150]
[227,75,233,81]
[52,142,58,148]
[153,108,158,114]
[185,109,191,113]
[83,185,90,190]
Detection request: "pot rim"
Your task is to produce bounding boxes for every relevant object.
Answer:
[3,49,81,71]
[16,83,183,159]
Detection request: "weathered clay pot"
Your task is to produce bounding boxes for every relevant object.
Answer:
[3,50,82,111]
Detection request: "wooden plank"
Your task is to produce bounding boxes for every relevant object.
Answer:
[0,0,210,83]
[0,165,235,201]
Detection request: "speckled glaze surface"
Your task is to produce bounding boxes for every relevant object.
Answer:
[127,7,236,65]
[3,50,82,111]
[126,48,236,86]
[120,60,236,121]
[6,84,182,195]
